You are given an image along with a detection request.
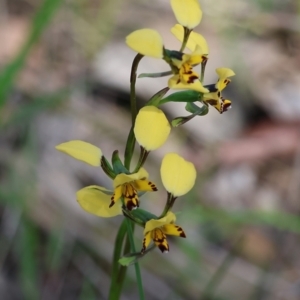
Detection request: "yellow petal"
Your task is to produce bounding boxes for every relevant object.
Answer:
[77,186,122,217]
[113,168,149,188]
[168,76,209,93]
[123,183,139,210]
[171,24,185,45]
[160,153,196,197]
[153,229,169,253]
[171,24,209,54]
[163,224,186,237]
[182,48,204,66]
[216,68,235,80]
[134,106,171,151]
[144,212,176,235]
[170,0,202,29]
[55,140,102,167]
[133,179,157,192]
[203,92,218,102]
[111,185,123,205]
[126,29,164,58]
[141,231,152,253]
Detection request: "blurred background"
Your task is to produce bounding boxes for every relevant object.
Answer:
[1,0,300,299]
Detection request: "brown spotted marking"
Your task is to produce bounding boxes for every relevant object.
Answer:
[175,225,186,238]
[109,195,116,208]
[187,75,198,83]
[124,184,139,210]
[148,181,158,191]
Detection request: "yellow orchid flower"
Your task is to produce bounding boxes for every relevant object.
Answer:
[161,153,196,197]
[134,106,171,151]
[56,140,158,212]
[77,186,122,217]
[55,140,102,166]
[168,45,209,93]
[171,24,209,54]
[203,67,235,114]
[170,0,202,29]
[142,211,186,253]
[126,29,208,93]
[110,168,157,211]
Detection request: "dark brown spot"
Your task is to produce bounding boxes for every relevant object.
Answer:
[148,181,158,191]
[187,75,198,83]
[158,243,169,253]
[126,199,139,211]
[175,225,186,238]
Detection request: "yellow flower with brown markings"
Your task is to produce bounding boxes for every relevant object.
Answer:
[110,168,157,211]
[168,45,209,93]
[142,211,186,253]
[203,68,235,114]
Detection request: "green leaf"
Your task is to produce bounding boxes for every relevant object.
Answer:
[119,254,139,266]
[101,156,116,179]
[164,49,183,60]
[112,150,129,174]
[119,244,156,266]
[171,103,209,127]
[185,102,209,115]
[130,208,158,224]
[124,126,135,170]
[138,70,172,78]
[146,87,170,106]
[185,102,200,113]
[109,219,128,299]
[171,116,192,127]
[160,90,201,105]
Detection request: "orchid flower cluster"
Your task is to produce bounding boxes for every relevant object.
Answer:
[56,0,234,296]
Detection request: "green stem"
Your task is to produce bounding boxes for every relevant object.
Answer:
[133,147,150,173]
[126,219,145,300]
[130,54,143,124]
[124,54,144,170]
[108,219,128,300]
[200,58,207,83]
[159,193,176,218]
[179,27,191,52]
[124,127,135,170]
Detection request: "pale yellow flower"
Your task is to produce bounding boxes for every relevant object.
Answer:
[134,106,171,151]
[55,140,102,166]
[160,153,196,197]
[170,0,202,29]
[126,29,164,58]
[77,186,122,217]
